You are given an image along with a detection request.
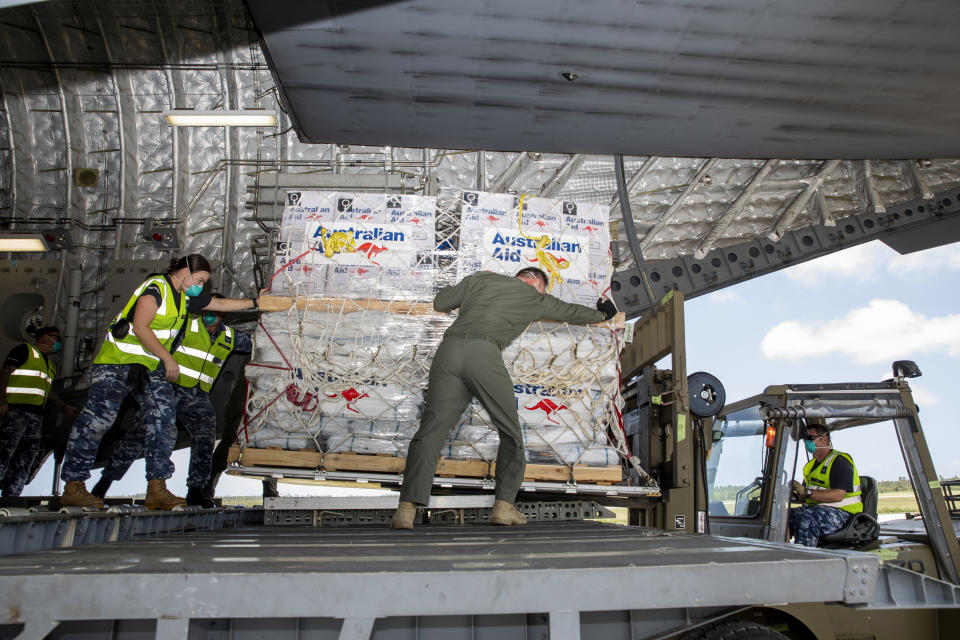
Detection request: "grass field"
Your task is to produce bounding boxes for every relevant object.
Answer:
[876,491,919,514]
[591,491,921,526]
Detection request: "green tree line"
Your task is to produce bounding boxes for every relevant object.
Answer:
[712,475,958,500]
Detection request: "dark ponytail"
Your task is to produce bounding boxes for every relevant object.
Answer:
[167,253,212,275]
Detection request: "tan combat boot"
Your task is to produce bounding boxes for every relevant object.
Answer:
[389,501,416,529]
[144,478,187,510]
[60,481,104,509]
[491,500,527,526]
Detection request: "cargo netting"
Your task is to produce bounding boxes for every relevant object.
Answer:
[243,190,640,477]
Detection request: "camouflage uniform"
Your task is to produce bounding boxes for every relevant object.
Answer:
[61,363,178,482]
[100,384,216,489]
[0,408,42,496]
[788,504,850,546]
[99,330,252,489]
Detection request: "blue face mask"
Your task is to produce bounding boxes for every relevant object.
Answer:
[53,340,62,353]
[202,313,218,326]
[183,269,203,297]
[804,439,818,454]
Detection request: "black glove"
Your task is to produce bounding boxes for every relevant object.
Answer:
[596,298,618,321]
[125,363,150,393]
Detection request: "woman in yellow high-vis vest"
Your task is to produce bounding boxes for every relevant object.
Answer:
[60,254,257,509]
[91,296,253,508]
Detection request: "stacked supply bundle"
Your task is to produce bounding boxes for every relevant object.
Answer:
[243,190,632,478]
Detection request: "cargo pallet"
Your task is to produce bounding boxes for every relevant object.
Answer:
[227,445,657,498]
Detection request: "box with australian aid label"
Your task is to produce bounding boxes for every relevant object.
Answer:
[457,191,613,306]
[242,190,627,486]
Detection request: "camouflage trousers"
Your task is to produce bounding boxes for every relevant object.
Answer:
[101,384,216,489]
[788,504,851,546]
[0,407,42,496]
[62,363,177,482]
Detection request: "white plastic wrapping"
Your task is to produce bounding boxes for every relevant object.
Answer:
[244,190,625,470]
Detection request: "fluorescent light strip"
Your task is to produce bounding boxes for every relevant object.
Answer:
[0,234,49,252]
[163,110,277,127]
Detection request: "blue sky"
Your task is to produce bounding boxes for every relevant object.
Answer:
[23,239,959,496]
[685,240,960,483]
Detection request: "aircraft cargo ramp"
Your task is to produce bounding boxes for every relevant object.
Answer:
[2,520,957,640]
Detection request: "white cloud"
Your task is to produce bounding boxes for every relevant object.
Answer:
[910,386,940,406]
[782,241,960,286]
[885,243,960,275]
[783,244,883,286]
[761,299,960,364]
[706,289,742,303]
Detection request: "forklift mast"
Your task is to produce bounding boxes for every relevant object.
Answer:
[619,290,708,533]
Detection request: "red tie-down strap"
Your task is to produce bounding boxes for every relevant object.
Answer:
[242,319,318,434]
[285,384,318,412]
[243,383,318,430]
[241,379,251,444]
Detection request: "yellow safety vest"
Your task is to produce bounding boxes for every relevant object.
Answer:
[172,317,235,392]
[93,275,187,371]
[803,450,862,514]
[6,344,55,406]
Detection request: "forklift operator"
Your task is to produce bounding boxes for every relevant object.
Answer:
[788,421,862,546]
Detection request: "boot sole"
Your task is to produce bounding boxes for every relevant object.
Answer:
[491,518,527,526]
[389,521,414,530]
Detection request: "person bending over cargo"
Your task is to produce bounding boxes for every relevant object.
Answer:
[788,421,862,546]
[390,267,618,529]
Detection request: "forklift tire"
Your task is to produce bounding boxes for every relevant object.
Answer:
[681,619,789,640]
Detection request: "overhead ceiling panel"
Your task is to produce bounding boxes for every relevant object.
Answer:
[248,0,960,158]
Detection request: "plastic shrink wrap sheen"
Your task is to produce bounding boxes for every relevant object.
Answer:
[244,191,625,470]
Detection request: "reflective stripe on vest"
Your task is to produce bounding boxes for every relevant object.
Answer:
[7,344,56,406]
[803,450,863,515]
[93,275,187,371]
[172,318,235,392]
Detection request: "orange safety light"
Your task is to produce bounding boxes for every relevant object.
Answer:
[765,423,776,448]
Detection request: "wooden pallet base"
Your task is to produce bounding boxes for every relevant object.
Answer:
[227,445,622,484]
[258,295,625,329]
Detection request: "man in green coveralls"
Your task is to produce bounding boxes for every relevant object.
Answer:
[391,267,618,529]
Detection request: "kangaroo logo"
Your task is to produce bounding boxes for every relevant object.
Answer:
[524,398,568,425]
[356,242,389,264]
[326,388,370,413]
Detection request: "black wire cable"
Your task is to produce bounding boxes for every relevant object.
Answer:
[613,154,655,304]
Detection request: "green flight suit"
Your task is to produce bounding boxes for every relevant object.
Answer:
[400,271,605,505]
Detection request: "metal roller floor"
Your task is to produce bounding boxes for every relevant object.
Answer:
[0,521,881,639]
